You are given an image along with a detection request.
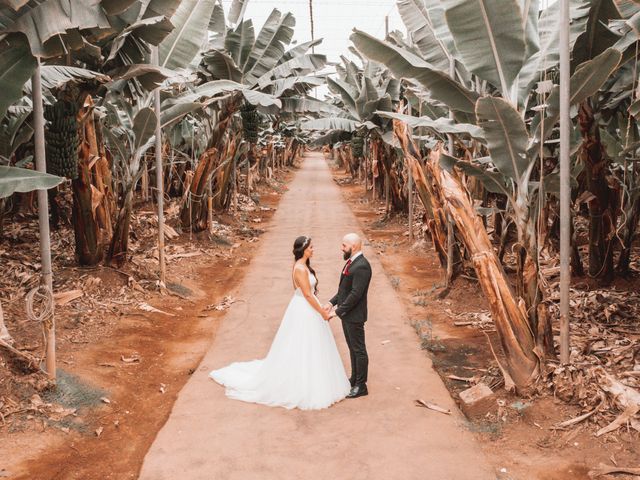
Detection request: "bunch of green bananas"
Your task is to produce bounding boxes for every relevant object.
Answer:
[44,100,80,180]
[240,102,260,143]
[351,134,365,158]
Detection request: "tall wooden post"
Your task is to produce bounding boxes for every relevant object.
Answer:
[33,58,56,380]
[152,47,166,285]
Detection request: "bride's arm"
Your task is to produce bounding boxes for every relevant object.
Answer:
[294,266,330,320]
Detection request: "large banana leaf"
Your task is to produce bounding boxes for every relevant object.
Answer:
[172,79,280,108]
[355,77,379,119]
[270,76,324,97]
[517,0,591,103]
[102,0,139,15]
[225,19,255,69]
[0,38,36,120]
[142,0,182,18]
[572,0,621,66]
[107,16,174,62]
[0,0,29,10]
[327,77,358,118]
[378,111,485,140]
[202,49,243,82]
[0,107,32,160]
[300,118,360,132]
[110,64,175,90]
[243,9,295,84]
[171,79,242,103]
[208,0,225,32]
[159,102,203,128]
[159,0,216,70]
[281,97,344,116]
[476,96,530,184]
[23,65,110,94]
[350,29,478,113]
[341,56,361,88]
[397,0,450,70]
[520,0,540,62]
[1,0,110,58]
[133,107,157,152]
[613,10,640,53]
[281,38,323,62]
[241,89,281,108]
[254,54,327,88]
[423,0,457,54]
[0,166,63,198]
[547,48,623,117]
[228,0,249,25]
[441,155,511,195]
[441,0,526,95]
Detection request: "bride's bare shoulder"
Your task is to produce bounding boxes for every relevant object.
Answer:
[293,262,306,273]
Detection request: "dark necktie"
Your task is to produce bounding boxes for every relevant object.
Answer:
[343,259,352,275]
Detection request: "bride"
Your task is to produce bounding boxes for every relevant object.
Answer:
[209,236,351,410]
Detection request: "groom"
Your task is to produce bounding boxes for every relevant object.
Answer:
[325,233,372,399]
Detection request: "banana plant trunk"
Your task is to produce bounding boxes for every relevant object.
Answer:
[578,101,618,284]
[377,140,407,213]
[617,193,640,274]
[107,186,133,266]
[429,147,540,389]
[394,121,538,389]
[180,148,219,231]
[180,101,235,228]
[73,140,103,265]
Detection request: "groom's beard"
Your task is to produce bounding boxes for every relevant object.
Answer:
[343,249,352,261]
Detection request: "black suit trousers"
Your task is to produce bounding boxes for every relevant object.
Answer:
[342,319,368,386]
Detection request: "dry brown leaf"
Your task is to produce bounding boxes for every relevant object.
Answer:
[54,290,84,306]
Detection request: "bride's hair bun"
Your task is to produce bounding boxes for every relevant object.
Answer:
[292,236,318,294]
[292,236,310,259]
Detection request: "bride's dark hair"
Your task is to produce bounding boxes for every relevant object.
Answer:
[293,236,318,294]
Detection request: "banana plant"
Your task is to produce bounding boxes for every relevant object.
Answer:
[173,7,329,229]
[299,55,405,209]
[350,0,629,389]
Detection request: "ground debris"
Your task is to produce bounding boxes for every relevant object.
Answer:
[588,463,640,478]
[205,296,237,311]
[415,399,451,415]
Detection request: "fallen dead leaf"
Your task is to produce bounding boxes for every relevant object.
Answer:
[54,290,84,306]
[121,354,140,364]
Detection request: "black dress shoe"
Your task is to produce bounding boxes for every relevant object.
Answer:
[346,384,368,399]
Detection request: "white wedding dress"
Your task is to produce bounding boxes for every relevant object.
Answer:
[209,270,351,410]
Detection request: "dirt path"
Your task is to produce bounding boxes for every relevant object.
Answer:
[139,152,494,480]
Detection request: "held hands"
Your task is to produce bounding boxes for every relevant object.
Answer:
[322,303,338,321]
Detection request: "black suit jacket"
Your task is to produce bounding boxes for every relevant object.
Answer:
[330,255,372,323]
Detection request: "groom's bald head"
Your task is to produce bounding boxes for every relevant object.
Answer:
[341,233,362,260]
[343,233,362,249]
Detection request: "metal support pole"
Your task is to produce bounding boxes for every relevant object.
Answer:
[445,57,456,287]
[33,57,56,380]
[559,0,571,364]
[408,100,414,241]
[408,166,414,241]
[364,139,369,199]
[385,171,390,213]
[152,47,166,286]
